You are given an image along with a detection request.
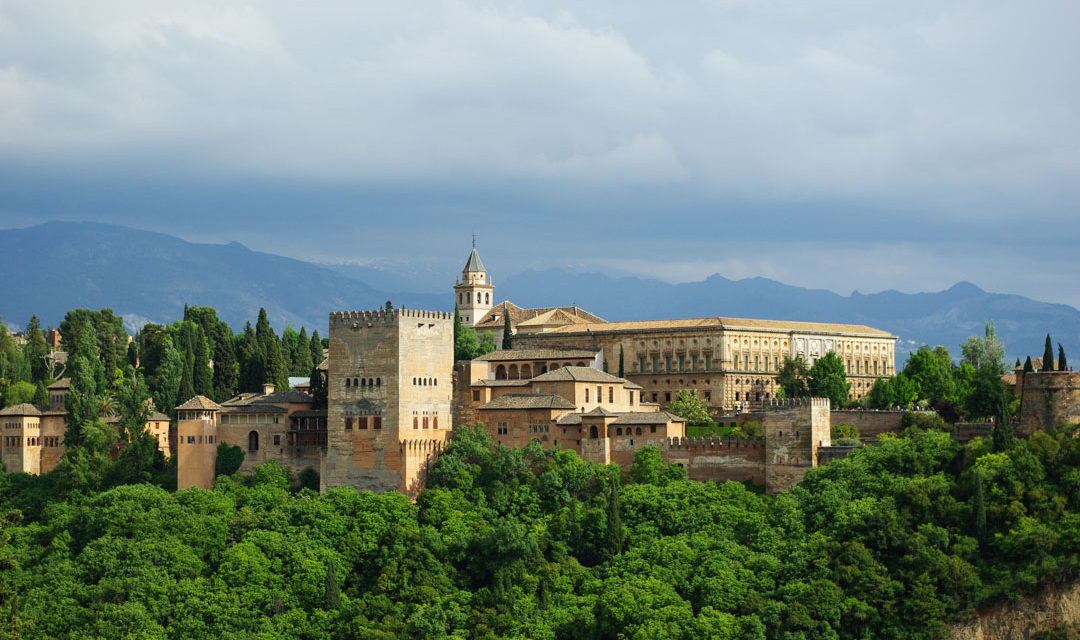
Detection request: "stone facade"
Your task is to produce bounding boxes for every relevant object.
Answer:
[0,404,42,474]
[322,308,453,498]
[1019,371,1080,435]
[763,397,832,495]
[453,248,494,327]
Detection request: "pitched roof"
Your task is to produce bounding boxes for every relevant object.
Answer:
[529,366,628,384]
[289,409,328,419]
[477,394,576,410]
[257,390,314,405]
[474,348,600,362]
[557,411,685,426]
[221,404,288,414]
[583,407,615,417]
[463,248,486,273]
[474,301,605,330]
[176,396,222,411]
[47,378,71,390]
[472,379,533,387]
[149,411,171,421]
[538,316,893,338]
[0,403,41,416]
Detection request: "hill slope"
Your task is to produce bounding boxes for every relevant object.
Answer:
[0,222,443,333]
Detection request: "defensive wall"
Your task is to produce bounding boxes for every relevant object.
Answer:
[1019,371,1080,436]
[830,410,904,437]
[662,436,766,484]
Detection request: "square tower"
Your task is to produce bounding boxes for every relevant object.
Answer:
[324,308,454,496]
[763,397,831,495]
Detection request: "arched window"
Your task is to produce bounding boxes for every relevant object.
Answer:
[423,417,429,429]
[585,388,590,402]
[413,417,418,429]
[589,425,598,439]
[361,378,366,387]
[735,392,741,400]
[616,428,623,436]
[485,293,489,304]
[346,378,351,387]
[477,292,481,303]
[368,378,374,387]
[433,416,438,429]
[495,365,507,380]
[636,427,642,436]
[248,430,259,452]
[509,364,519,379]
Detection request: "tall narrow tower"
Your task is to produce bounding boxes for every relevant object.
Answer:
[453,241,494,327]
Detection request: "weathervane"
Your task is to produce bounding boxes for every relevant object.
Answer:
[472,232,477,249]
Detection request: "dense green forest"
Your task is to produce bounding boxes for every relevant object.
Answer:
[2,420,1079,639]
[0,306,325,414]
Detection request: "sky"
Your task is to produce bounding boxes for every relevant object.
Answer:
[1,1,1078,305]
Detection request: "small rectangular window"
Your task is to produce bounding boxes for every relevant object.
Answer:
[345,418,353,430]
[273,435,280,446]
[374,417,382,430]
[472,390,481,401]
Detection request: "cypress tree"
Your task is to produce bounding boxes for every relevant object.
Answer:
[309,330,323,370]
[1023,356,1034,373]
[991,392,1014,453]
[502,306,513,350]
[126,340,138,368]
[309,366,327,409]
[237,323,261,393]
[1014,357,1021,369]
[618,345,625,378]
[26,316,49,383]
[324,558,340,610]
[1059,344,1068,371]
[212,330,237,402]
[33,381,48,407]
[973,469,986,545]
[453,304,463,354]
[193,327,213,397]
[256,308,288,390]
[1043,334,1055,371]
[178,340,195,404]
[604,476,624,558]
[293,327,313,376]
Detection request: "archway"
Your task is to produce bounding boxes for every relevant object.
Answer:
[248,430,259,452]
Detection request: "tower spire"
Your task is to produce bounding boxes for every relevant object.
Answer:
[472,232,476,250]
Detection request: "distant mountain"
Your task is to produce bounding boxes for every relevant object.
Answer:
[0,222,444,333]
[2,222,1076,366]
[497,269,1080,363]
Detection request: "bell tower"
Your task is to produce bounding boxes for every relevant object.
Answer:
[453,238,494,327]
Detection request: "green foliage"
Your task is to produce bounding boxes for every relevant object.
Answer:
[904,345,958,405]
[618,344,625,378]
[961,321,1006,373]
[502,309,513,350]
[215,443,245,477]
[25,315,49,383]
[2,381,36,407]
[1060,344,1068,371]
[832,422,859,440]
[809,351,851,408]
[1024,356,1034,373]
[669,389,711,423]
[1044,333,1056,371]
[778,355,810,398]
[478,330,497,356]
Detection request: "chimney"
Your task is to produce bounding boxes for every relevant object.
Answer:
[263,383,275,396]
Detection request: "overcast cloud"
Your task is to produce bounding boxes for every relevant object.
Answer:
[1,1,1077,305]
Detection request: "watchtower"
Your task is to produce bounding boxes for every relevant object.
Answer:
[763,397,831,495]
[453,243,494,327]
[176,396,222,489]
[324,308,454,496]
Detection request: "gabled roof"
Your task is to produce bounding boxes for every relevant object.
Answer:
[176,396,222,411]
[583,407,615,417]
[221,404,288,414]
[472,379,532,388]
[477,393,576,410]
[463,248,486,273]
[538,316,894,338]
[474,301,604,330]
[529,366,628,384]
[0,403,41,416]
[557,411,685,426]
[47,378,71,390]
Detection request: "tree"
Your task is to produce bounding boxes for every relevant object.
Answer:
[193,327,213,398]
[292,327,313,377]
[669,389,711,423]
[256,308,288,390]
[33,381,49,407]
[324,558,340,610]
[385,300,393,311]
[502,308,513,350]
[236,322,262,393]
[809,351,850,407]
[778,355,810,398]
[964,363,1008,420]
[973,469,987,545]
[478,331,497,356]
[25,315,49,383]
[1059,344,1068,371]
[1043,334,1055,371]
[456,325,480,362]
[2,381,36,407]
[110,371,158,485]
[618,345,625,378]
[215,442,245,477]
[991,392,1014,452]
[890,374,917,408]
[309,330,323,369]
[309,366,327,409]
[1023,356,1034,373]
[604,473,624,558]
[904,346,956,405]
[961,321,1006,373]
[866,378,892,409]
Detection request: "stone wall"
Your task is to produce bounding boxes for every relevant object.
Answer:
[764,397,831,495]
[1019,371,1080,435]
[662,436,766,484]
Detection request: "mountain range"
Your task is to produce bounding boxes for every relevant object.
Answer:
[1,222,1075,364]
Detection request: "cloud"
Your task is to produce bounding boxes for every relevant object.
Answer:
[0,0,1078,308]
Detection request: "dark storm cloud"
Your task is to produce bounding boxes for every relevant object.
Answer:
[0,1,1078,304]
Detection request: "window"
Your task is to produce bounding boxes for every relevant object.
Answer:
[589,425,598,439]
[597,386,602,402]
[422,417,429,429]
[273,435,281,446]
[413,417,419,429]
[585,388,590,402]
[248,431,259,452]
[433,416,439,429]
[609,386,614,403]
[345,418,353,430]
[187,436,195,444]
[665,392,671,402]
[359,417,368,429]
[374,417,382,429]
[472,390,481,401]
[346,378,351,387]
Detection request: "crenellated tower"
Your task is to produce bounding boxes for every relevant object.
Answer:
[453,243,494,327]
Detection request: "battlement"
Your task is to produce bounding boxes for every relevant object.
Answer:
[765,397,830,410]
[329,308,453,330]
[399,439,447,452]
[664,435,764,451]
[1021,371,1080,390]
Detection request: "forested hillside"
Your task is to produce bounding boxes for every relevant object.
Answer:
[2,422,1079,639]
